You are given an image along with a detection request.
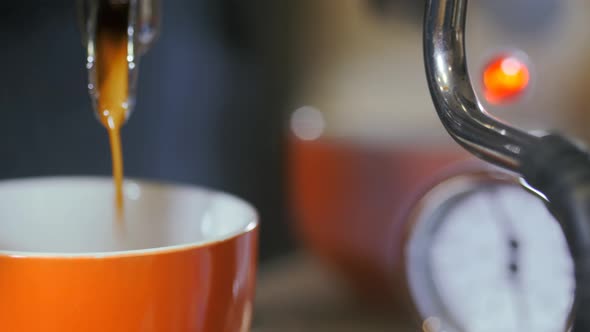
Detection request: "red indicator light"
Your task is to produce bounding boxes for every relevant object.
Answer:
[483,55,530,105]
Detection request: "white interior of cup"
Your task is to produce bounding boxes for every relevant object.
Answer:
[0,177,257,257]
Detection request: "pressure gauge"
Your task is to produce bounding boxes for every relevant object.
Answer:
[405,170,574,332]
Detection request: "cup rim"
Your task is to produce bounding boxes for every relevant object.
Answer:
[0,176,258,259]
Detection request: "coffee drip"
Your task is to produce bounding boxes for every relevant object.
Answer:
[94,1,129,213]
[79,0,159,215]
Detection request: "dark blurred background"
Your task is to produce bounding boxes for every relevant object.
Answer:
[0,1,295,262]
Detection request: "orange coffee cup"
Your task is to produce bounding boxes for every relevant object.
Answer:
[0,177,258,332]
[288,135,468,306]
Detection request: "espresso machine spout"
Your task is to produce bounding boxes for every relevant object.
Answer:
[77,0,160,123]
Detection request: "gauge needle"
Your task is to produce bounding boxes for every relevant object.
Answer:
[487,188,531,332]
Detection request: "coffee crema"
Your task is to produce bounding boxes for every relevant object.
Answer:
[94,2,130,215]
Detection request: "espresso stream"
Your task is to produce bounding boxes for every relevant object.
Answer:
[94,3,129,214]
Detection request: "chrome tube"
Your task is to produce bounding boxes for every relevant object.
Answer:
[423,0,539,171]
[77,0,160,122]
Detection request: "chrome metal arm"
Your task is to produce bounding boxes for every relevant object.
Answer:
[424,3,590,332]
[423,0,539,171]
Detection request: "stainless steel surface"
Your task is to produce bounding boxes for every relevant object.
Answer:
[423,0,540,171]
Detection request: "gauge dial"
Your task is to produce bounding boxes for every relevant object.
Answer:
[407,180,574,332]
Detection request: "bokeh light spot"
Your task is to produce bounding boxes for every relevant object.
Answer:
[290,106,325,141]
[483,54,530,105]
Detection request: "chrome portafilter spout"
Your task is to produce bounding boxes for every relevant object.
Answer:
[77,0,160,123]
[424,0,590,331]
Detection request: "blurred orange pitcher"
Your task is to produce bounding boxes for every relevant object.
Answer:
[0,177,258,332]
